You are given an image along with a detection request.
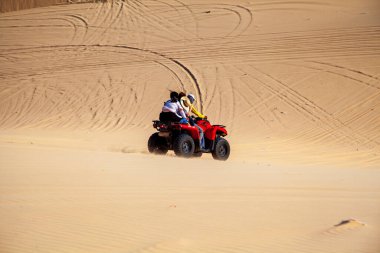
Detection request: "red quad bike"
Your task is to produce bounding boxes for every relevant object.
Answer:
[148,118,230,160]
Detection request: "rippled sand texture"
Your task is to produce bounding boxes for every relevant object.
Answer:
[0,1,380,253]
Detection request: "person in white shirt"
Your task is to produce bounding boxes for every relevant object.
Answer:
[160,91,188,123]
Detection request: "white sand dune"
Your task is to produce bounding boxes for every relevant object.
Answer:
[0,0,380,252]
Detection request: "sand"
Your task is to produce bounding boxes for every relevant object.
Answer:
[0,0,380,252]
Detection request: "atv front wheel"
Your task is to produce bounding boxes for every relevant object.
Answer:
[173,134,195,158]
[212,137,230,161]
[148,133,168,155]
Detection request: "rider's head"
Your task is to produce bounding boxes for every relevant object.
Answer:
[170,91,179,102]
[187,93,196,104]
[178,92,186,99]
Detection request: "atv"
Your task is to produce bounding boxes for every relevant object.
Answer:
[148,118,230,160]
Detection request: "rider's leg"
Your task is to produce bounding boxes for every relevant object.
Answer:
[195,124,205,149]
[200,129,205,149]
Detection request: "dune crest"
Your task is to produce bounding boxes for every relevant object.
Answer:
[335,219,366,228]
[325,219,367,236]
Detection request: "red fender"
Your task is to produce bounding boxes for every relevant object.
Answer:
[205,126,227,140]
[196,120,228,140]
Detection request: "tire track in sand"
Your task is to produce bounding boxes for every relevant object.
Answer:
[149,0,199,39]
[309,60,380,90]
[227,64,281,128]
[248,65,380,149]
[0,44,203,130]
[128,0,195,41]
[65,14,89,43]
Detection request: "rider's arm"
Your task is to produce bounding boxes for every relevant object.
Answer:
[190,104,206,119]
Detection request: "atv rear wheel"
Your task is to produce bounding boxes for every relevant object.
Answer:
[173,133,195,158]
[212,137,230,161]
[148,133,168,155]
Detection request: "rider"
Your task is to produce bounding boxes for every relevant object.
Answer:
[186,93,206,119]
[179,92,206,150]
[160,91,188,124]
